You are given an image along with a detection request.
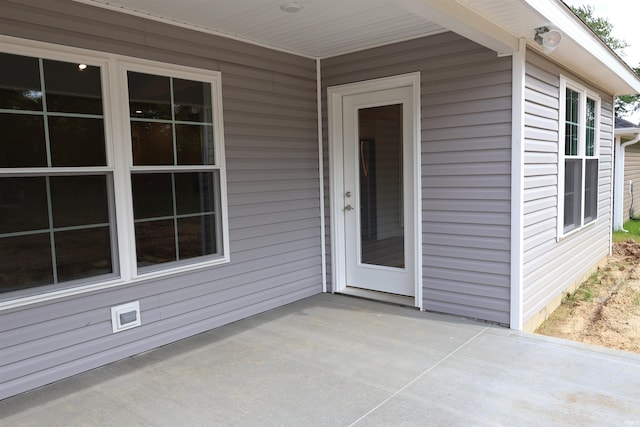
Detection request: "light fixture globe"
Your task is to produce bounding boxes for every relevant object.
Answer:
[534,26,562,54]
[280,1,303,13]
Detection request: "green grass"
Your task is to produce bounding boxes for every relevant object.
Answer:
[613,219,640,243]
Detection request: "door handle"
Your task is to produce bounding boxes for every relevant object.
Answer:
[344,205,353,211]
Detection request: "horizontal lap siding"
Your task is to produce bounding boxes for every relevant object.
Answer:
[623,144,640,221]
[522,51,613,322]
[0,0,320,399]
[322,33,512,324]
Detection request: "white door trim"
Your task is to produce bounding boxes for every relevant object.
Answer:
[327,73,422,309]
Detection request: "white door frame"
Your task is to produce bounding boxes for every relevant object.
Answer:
[327,73,422,309]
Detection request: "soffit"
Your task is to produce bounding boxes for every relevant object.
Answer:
[76,0,640,94]
[77,0,445,58]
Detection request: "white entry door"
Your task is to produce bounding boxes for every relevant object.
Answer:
[341,85,415,297]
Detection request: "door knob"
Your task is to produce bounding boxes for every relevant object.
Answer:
[344,205,353,211]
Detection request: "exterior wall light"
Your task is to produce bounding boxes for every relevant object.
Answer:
[534,26,562,54]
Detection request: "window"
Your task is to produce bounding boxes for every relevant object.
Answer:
[0,44,228,301]
[559,78,600,236]
[126,70,223,271]
[0,53,116,293]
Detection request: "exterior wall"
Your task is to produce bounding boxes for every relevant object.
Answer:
[623,143,640,221]
[522,51,614,325]
[322,33,513,324]
[0,0,321,399]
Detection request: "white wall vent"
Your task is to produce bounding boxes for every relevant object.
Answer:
[111,301,141,333]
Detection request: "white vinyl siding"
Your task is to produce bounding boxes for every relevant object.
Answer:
[322,33,512,324]
[522,52,612,323]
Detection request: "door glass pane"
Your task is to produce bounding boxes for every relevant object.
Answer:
[358,104,404,268]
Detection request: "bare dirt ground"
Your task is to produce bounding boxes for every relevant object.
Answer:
[536,240,640,354]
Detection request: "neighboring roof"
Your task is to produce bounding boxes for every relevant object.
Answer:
[615,116,640,138]
[74,0,640,95]
[616,117,638,129]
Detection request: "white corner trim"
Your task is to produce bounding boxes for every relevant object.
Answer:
[510,38,526,331]
[317,59,327,293]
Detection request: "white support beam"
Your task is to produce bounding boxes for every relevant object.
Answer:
[391,0,519,55]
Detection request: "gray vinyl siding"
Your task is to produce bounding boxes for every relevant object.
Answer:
[322,33,512,324]
[623,143,640,221]
[0,0,321,400]
[522,51,613,322]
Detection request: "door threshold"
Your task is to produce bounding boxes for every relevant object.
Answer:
[337,287,416,308]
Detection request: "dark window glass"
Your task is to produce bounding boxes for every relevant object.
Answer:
[584,159,598,223]
[49,116,106,166]
[135,220,176,266]
[564,159,582,233]
[177,215,217,259]
[43,59,103,115]
[176,124,215,165]
[50,175,109,227]
[565,88,579,156]
[131,122,173,165]
[173,78,213,123]
[0,113,47,167]
[0,177,49,234]
[0,52,43,111]
[0,234,53,291]
[131,173,174,219]
[55,227,112,282]
[586,98,596,157]
[128,72,171,120]
[175,172,216,215]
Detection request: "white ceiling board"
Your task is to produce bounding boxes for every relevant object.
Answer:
[80,0,445,58]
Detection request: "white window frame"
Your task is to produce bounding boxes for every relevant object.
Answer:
[557,76,601,239]
[0,35,230,309]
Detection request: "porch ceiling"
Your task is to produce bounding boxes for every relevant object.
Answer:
[76,0,447,58]
[75,0,640,95]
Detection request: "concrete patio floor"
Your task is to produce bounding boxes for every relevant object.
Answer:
[1,293,639,426]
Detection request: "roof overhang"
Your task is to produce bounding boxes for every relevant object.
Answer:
[74,0,640,96]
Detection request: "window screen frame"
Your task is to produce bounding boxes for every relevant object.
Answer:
[557,76,601,239]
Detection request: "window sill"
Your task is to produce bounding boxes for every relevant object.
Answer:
[557,218,597,242]
[0,255,230,312]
